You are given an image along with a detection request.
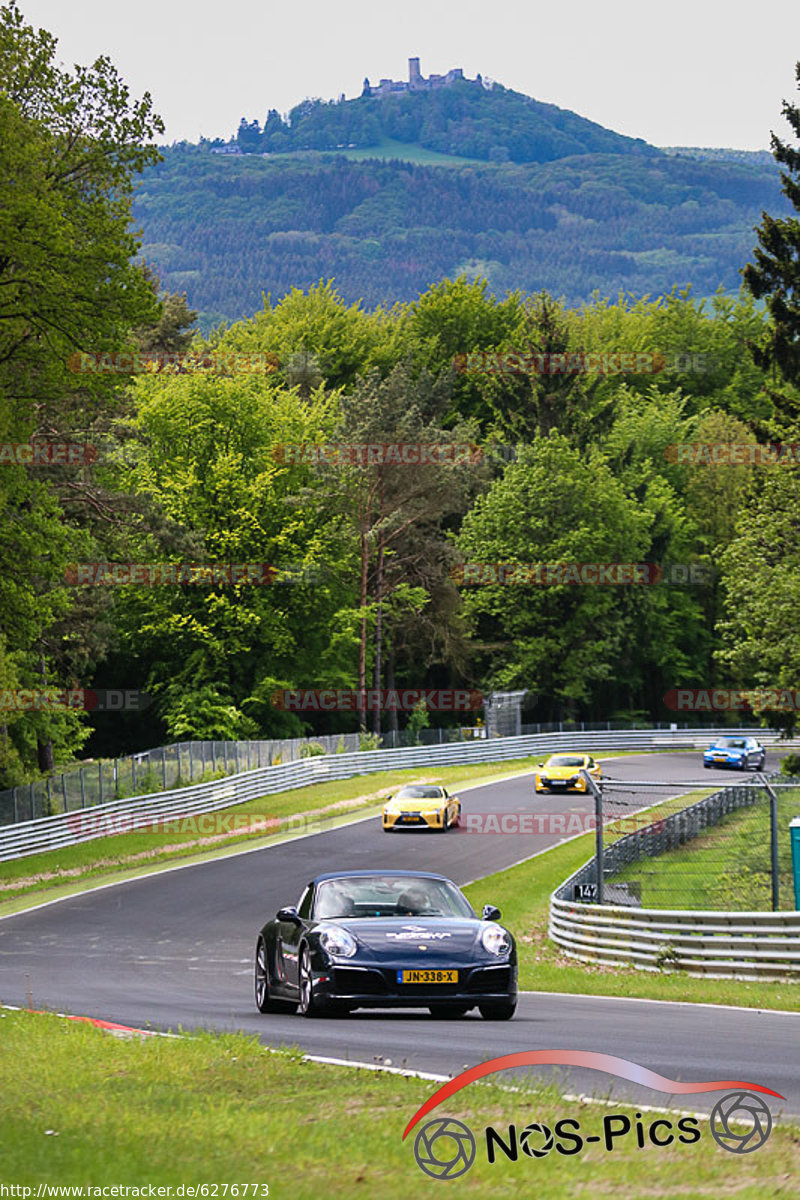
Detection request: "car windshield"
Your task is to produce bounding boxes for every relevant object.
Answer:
[394,786,443,799]
[716,739,746,749]
[314,875,474,919]
[548,756,585,767]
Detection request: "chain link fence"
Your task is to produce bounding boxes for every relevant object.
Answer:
[571,773,800,913]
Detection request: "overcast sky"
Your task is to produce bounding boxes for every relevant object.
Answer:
[19,0,800,150]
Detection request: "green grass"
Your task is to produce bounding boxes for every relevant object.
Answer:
[3,1008,798,1195]
[462,793,800,1011]
[268,136,488,168]
[611,786,800,911]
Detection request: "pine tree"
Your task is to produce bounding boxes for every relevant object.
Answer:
[743,62,800,403]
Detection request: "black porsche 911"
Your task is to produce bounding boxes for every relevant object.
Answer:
[254,869,517,1019]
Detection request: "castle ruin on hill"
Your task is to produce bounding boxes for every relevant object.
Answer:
[361,57,490,99]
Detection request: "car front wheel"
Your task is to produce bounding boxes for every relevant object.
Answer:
[298,945,336,1017]
[255,937,296,1014]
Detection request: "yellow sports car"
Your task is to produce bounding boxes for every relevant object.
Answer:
[382,784,461,832]
[533,754,602,793]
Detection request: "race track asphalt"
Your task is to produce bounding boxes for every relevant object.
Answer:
[2,751,798,1117]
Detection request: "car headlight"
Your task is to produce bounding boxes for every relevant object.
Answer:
[319,925,357,958]
[481,925,511,956]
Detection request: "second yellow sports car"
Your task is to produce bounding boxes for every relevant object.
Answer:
[382,784,461,832]
[533,754,602,793]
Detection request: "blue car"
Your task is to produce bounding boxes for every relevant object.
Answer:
[703,736,766,771]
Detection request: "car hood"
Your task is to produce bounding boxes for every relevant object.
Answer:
[325,917,493,961]
[706,745,746,755]
[384,797,446,812]
[540,764,584,778]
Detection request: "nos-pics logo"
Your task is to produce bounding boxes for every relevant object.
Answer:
[404,1051,781,1179]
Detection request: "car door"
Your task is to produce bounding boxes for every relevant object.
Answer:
[275,884,313,994]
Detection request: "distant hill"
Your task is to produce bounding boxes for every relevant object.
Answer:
[661,146,776,168]
[134,83,788,328]
[229,78,661,165]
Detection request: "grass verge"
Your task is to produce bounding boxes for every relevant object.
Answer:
[3,1008,797,1195]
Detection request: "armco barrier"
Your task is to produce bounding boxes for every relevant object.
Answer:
[0,727,794,864]
[550,778,800,980]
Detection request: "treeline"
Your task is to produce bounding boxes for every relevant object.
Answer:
[231,80,659,164]
[134,148,788,326]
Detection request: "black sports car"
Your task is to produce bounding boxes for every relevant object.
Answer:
[254,869,517,1019]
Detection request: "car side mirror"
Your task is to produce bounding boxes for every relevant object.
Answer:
[276,906,302,925]
[482,904,501,921]
[537,763,544,768]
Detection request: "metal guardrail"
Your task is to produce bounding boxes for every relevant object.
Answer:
[550,777,800,979]
[2,720,767,827]
[549,902,800,979]
[0,726,795,864]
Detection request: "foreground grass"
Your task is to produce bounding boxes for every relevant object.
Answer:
[612,786,800,911]
[3,1009,798,1195]
[0,758,546,906]
[462,810,800,1011]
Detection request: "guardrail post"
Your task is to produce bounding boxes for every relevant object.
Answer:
[757,773,780,911]
[582,768,604,905]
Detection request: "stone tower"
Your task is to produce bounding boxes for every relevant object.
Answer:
[408,57,422,88]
